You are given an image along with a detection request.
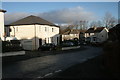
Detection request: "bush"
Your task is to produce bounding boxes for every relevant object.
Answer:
[103,41,120,79]
[2,40,23,53]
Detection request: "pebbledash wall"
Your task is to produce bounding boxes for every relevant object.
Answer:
[0,10,6,41]
[9,24,60,50]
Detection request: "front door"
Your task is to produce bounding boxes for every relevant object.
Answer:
[39,39,42,46]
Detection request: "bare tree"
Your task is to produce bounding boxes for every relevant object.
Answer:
[103,12,117,28]
[118,18,120,24]
[89,21,98,28]
[97,20,103,27]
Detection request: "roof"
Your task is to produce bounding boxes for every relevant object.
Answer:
[61,29,86,35]
[60,27,71,34]
[62,31,71,35]
[0,9,6,13]
[85,28,95,33]
[85,27,105,33]
[94,27,105,32]
[6,15,59,27]
[70,29,80,34]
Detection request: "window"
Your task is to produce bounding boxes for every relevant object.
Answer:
[57,37,59,45]
[51,37,53,43]
[39,26,41,31]
[89,33,90,36]
[45,27,47,31]
[52,28,54,32]
[45,38,46,44]
[48,38,49,43]
[16,27,18,32]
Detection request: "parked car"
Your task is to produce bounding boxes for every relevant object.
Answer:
[38,43,56,51]
[80,41,87,45]
[61,41,75,47]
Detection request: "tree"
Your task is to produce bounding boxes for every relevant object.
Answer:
[118,18,120,24]
[103,12,117,28]
[97,20,103,27]
[89,21,98,28]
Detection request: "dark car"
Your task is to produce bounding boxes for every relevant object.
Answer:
[38,43,56,51]
[61,41,75,47]
[79,41,87,45]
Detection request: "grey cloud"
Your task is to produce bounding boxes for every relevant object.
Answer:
[5,6,96,25]
[37,6,96,24]
[3,0,119,2]
[5,12,31,25]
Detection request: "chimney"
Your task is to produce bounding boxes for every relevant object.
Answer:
[93,26,97,30]
[0,9,6,41]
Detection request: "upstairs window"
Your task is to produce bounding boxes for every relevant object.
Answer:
[45,27,47,32]
[52,28,54,32]
[16,27,18,32]
[39,26,41,31]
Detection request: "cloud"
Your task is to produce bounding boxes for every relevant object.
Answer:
[37,6,96,24]
[5,6,96,25]
[5,12,31,24]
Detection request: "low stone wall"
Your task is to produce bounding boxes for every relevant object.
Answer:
[2,51,25,57]
[62,46,80,50]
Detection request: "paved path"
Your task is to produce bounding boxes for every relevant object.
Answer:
[3,46,103,79]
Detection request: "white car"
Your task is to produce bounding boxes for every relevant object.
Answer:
[6,37,17,41]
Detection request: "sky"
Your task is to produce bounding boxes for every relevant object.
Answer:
[2,0,120,2]
[2,2,119,25]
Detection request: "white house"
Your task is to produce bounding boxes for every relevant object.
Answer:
[0,9,6,53]
[61,29,80,41]
[6,15,60,50]
[0,9,6,41]
[85,27,109,43]
[61,29,86,41]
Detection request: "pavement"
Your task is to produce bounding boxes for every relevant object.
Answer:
[2,46,86,64]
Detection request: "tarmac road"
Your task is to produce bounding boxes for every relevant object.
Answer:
[2,46,103,79]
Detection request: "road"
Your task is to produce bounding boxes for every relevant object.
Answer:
[2,46,103,79]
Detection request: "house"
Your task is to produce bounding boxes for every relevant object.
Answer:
[60,29,86,41]
[0,9,6,41]
[61,29,79,41]
[108,24,120,42]
[6,15,60,50]
[0,9,6,53]
[85,27,109,43]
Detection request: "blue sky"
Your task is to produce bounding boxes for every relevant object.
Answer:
[3,2,118,17]
[2,0,120,2]
[2,2,118,24]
